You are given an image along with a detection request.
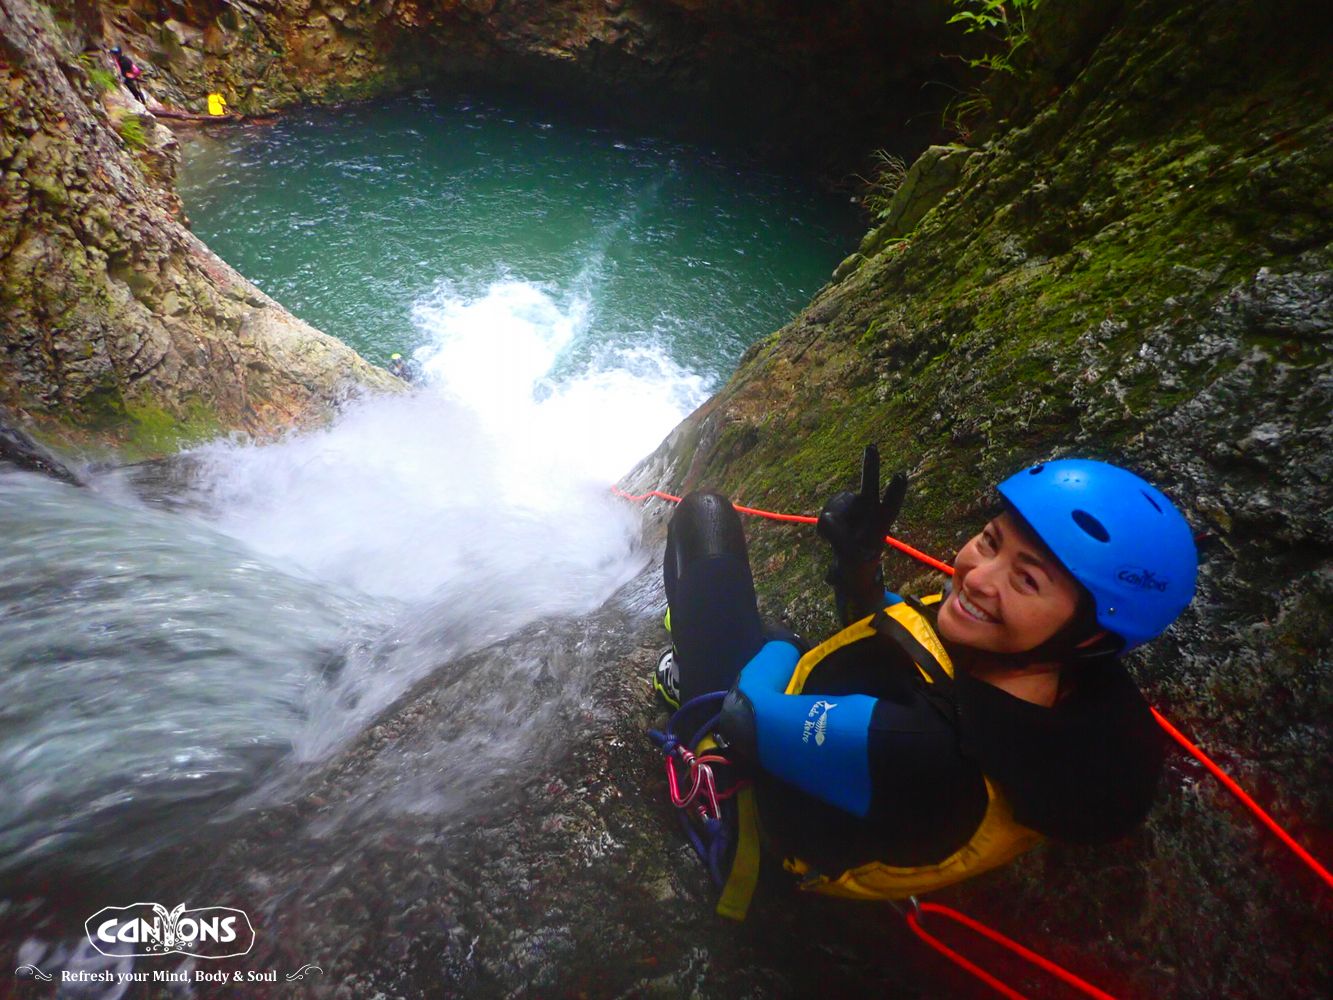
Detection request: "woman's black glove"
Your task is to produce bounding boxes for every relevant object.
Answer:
[817,445,907,624]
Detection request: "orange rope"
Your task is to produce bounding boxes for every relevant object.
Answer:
[614,483,1333,892]
[610,487,956,574]
[906,903,1121,1000]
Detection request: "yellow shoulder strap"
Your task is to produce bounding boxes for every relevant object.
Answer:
[714,593,954,917]
[715,786,762,920]
[785,616,879,695]
[788,596,953,695]
[876,597,954,682]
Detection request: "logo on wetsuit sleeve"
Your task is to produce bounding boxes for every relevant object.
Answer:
[802,701,838,746]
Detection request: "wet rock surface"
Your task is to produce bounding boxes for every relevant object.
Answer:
[5,571,959,999]
[0,406,80,483]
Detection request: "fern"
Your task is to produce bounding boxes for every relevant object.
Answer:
[947,0,1042,76]
[942,89,994,142]
[117,113,147,149]
[77,52,117,92]
[89,66,117,91]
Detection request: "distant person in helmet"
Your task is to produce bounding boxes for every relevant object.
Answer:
[108,46,145,104]
[656,453,1197,908]
[387,353,411,382]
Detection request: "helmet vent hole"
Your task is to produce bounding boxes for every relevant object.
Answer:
[1028,464,1045,475]
[1140,490,1163,514]
[1072,509,1110,542]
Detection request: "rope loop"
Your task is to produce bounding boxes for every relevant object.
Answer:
[905,902,1121,1000]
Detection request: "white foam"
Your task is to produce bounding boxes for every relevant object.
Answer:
[190,279,707,612]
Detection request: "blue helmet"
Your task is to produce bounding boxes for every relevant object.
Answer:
[997,459,1198,652]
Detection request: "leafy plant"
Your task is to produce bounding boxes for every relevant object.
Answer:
[117,113,147,149]
[947,0,1042,75]
[855,150,910,221]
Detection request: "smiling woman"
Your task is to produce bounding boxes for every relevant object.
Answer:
[939,511,1091,665]
[653,455,1199,915]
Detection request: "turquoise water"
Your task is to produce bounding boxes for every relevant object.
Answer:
[178,90,860,382]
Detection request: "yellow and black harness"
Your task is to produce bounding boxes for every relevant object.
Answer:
[661,595,1043,920]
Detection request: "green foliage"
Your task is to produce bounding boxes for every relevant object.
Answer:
[77,52,117,92]
[116,113,147,149]
[855,150,909,221]
[947,0,1042,75]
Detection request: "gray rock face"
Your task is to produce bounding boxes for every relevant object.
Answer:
[1,1,401,456]
[0,406,79,483]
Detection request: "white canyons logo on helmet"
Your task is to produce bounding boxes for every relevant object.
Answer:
[802,700,838,746]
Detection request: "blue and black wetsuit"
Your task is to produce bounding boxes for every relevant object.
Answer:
[664,493,987,869]
[663,492,1164,876]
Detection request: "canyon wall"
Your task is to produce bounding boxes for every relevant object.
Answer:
[96,1,960,168]
[1,0,401,457]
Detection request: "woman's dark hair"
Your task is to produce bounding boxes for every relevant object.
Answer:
[994,501,1124,663]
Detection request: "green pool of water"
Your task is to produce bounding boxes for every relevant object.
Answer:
[178,90,861,385]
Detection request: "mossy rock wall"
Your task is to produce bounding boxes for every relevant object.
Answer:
[625,0,1331,994]
[1,1,400,456]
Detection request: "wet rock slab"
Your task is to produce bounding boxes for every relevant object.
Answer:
[114,573,947,999]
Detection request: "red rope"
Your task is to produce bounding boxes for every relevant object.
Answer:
[906,912,1029,1000]
[615,483,1332,891]
[613,488,683,503]
[906,903,1121,1000]
[1151,709,1333,891]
